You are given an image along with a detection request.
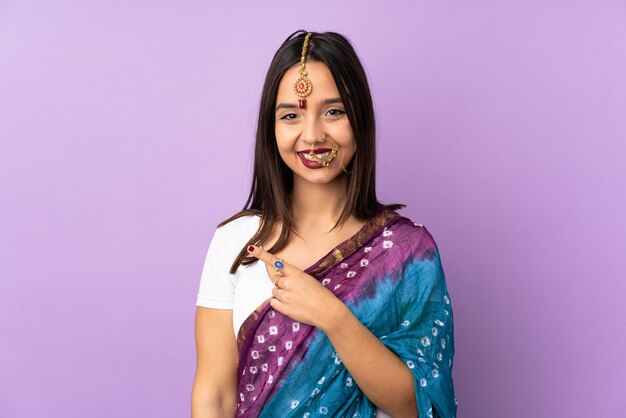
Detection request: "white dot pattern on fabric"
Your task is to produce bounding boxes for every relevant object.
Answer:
[232,220,456,417]
[331,352,342,365]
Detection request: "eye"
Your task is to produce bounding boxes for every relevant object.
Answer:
[326,108,346,117]
[279,113,298,120]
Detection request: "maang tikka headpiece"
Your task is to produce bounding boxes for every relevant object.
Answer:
[293,32,313,109]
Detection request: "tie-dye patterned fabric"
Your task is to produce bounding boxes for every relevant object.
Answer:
[236,209,457,418]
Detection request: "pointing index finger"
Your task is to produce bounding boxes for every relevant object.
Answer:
[247,245,290,273]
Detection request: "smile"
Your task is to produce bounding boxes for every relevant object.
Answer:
[298,151,332,161]
[295,144,339,173]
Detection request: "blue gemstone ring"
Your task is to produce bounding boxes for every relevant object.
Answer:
[273,258,285,272]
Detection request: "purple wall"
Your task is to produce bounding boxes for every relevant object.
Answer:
[1,1,625,417]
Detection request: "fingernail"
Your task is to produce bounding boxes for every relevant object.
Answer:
[247,245,255,253]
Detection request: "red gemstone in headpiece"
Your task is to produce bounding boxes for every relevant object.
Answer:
[298,99,307,109]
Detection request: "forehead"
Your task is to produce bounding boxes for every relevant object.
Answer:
[276,61,339,101]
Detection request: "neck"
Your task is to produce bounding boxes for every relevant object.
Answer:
[290,173,349,228]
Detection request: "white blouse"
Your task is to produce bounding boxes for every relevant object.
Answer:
[196,214,273,338]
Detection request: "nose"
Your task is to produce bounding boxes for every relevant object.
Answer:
[300,114,326,147]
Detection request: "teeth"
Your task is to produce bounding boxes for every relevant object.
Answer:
[301,151,331,161]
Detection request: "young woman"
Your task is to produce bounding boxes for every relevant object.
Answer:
[192,30,457,418]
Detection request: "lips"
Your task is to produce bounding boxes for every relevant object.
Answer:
[297,148,332,154]
[298,154,325,169]
[297,147,336,169]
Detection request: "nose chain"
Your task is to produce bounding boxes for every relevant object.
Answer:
[308,139,339,176]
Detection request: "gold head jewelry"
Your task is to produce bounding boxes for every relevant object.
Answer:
[293,32,313,109]
[308,139,339,176]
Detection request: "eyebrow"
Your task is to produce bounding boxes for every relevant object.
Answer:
[275,97,343,111]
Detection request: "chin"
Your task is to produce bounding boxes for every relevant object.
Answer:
[299,170,343,183]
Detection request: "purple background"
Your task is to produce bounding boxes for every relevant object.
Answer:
[1,1,625,417]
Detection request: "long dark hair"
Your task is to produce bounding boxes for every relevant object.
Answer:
[219,29,405,274]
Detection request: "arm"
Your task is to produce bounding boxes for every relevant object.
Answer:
[191,307,238,418]
[246,244,418,417]
[320,302,418,418]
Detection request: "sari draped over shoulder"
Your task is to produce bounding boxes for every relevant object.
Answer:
[235,209,457,418]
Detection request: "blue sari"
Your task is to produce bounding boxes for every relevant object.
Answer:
[236,210,457,417]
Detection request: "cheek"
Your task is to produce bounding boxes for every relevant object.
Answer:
[275,128,295,153]
[328,121,355,144]
[337,132,357,154]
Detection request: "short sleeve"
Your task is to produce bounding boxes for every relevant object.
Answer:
[196,226,236,309]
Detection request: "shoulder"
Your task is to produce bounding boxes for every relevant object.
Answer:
[211,214,261,249]
[386,211,439,255]
[216,213,260,236]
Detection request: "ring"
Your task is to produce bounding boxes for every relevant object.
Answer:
[274,276,281,288]
[273,258,285,272]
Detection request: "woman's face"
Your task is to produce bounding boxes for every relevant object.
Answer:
[274,61,356,184]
